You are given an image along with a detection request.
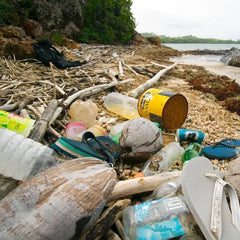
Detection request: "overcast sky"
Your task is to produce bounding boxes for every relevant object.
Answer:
[131,0,240,40]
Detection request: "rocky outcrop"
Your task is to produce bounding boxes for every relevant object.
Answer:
[220,47,240,67]
[0,26,35,59]
[31,0,85,40]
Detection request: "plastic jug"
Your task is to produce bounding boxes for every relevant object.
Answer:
[68,100,98,129]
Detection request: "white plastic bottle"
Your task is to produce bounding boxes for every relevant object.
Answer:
[122,195,196,240]
[0,128,59,181]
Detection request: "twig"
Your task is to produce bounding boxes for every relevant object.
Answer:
[50,62,57,99]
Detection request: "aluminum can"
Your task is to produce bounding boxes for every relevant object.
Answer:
[175,128,205,144]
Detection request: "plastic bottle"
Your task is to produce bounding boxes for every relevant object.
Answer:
[179,233,203,240]
[0,128,59,182]
[147,177,182,201]
[142,142,184,175]
[181,142,202,165]
[122,195,196,240]
[74,125,107,141]
[0,110,35,137]
[104,92,139,119]
[68,100,98,129]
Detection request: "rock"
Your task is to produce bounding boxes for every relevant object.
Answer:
[224,157,240,199]
[0,157,116,240]
[119,117,163,163]
[32,0,85,40]
[147,36,162,46]
[0,26,35,59]
[220,47,240,67]
[23,19,43,39]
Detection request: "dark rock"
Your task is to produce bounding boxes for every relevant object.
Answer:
[220,47,240,67]
[32,0,85,40]
[23,19,43,39]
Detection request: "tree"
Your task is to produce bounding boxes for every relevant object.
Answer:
[80,0,135,44]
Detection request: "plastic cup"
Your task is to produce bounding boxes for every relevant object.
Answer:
[65,122,86,139]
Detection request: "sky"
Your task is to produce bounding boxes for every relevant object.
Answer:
[131,0,240,41]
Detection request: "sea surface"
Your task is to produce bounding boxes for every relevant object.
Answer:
[163,43,240,51]
[166,44,240,84]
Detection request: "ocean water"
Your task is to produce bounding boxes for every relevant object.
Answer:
[163,43,240,51]
[170,54,240,85]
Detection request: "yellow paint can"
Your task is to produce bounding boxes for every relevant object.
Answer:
[138,89,188,131]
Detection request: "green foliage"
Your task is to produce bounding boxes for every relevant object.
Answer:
[80,0,136,44]
[51,32,65,45]
[0,0,14,26]
[140,33,240,44]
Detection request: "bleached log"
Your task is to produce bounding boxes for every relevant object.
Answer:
[128,62,177,98]
[108,171,181,202]
[63,78,135,107]
[0,103,18,111]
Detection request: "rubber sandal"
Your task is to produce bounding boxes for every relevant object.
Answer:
[201,138,240,160]
[51,132,119,167]
[182,157,240,240]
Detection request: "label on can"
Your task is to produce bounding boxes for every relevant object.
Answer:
[0,110,35,137]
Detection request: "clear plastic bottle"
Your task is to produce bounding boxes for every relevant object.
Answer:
[142,142,184,175]
[179,233,203,240]
[147,177,182,200]
[68,99,98,129]
[122,195,196,240]
[104,92,139,119]
[0,128,59,181]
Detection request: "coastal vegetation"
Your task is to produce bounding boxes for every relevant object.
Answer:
[80,0,135,44]
[141,33,240,44]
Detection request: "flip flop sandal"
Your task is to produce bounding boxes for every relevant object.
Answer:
[51,132,120,167]
[182,157,240,240]
[201,138,240,160]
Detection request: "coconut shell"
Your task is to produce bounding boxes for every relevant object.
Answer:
[0,157,116,240]
[119,117,163,163]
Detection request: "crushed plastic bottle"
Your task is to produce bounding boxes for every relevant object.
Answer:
[123,195,196,240]
[104,92,139,119]
[0,128,59,181]
[182,142,202,165]
[142,142,184,175]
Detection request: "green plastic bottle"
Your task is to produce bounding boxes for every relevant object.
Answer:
[182,142,202,164]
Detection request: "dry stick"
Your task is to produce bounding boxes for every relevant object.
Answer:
[128,62,177,98]
[50,62,57,99]
[0,103,19,111]
[29,99,59,142]
[108,171,181,202]
[115,219,126,240]
[39,80,66,95]
[122,59,139,76]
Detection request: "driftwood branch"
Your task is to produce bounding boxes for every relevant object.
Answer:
[128,62,177,98]
[29,99,59,142]
[108,171,181,202]
[80,199,131,240]
[64,78,135,107]
[0,103,19,111]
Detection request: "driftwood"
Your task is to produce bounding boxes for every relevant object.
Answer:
[128,62,177,98]
[108,171,182,202]
[0,175,18,200]
[80,199,131,240]
[0,102,19,111]
[29,99,59,142]
[0,157,117,240]
[114,219,126,240]
[103,229,121,240]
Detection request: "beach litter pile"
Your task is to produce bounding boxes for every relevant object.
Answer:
[0,42,240,240]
